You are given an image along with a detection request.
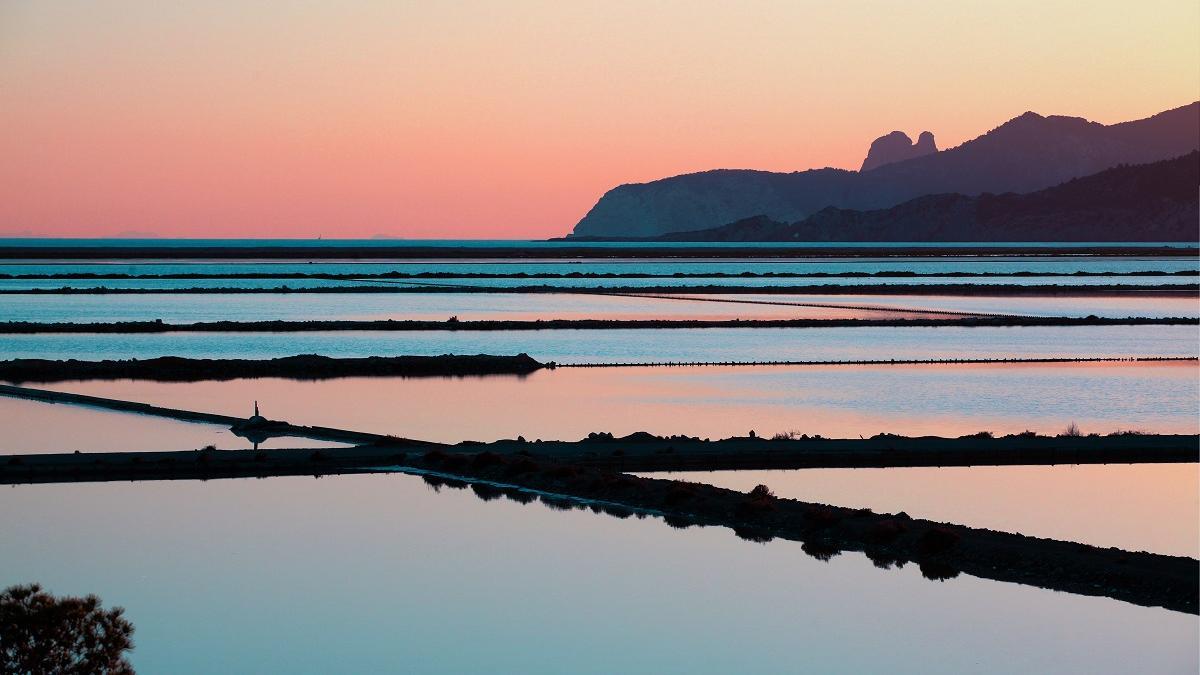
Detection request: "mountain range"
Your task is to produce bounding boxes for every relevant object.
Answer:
[568,102,1200,239]
[649,152,1198,242]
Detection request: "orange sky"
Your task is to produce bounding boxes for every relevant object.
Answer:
[1,1,1197,239]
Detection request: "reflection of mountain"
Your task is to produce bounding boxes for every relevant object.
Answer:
[650,152,1199,242]
[569,102,1200,238]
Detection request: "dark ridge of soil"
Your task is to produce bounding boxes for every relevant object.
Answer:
[0,354,548,383]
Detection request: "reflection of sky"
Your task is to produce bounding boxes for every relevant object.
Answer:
[38,362,1199,442]
[0,397,347,454]
[6,290,1199,322]
[652,464,1199,557]
[1,275,1195,291]
[3,325,1196,362]
[1,473,1195,673]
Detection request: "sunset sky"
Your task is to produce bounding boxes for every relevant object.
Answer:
[2,1,1197,239]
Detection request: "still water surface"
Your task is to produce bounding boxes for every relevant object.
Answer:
[1,472,1195,673]
[4,325,1195,362]
[651,464,1198,557]
[31,363,1199,441]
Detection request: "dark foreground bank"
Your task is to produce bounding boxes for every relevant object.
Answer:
[0,354,548,382]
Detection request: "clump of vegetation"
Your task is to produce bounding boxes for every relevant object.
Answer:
[865,518,908,544]
[1108,429,1149,436]
[470,451,503,469]
[917,527,961,555]
[662,515,696,530]
[543,465,580,480]
[748,484,775,500]
[0,583,135,675]
[503,457,539,476]
[733,526,774,544]
[663,483,698,506]
[770,430,807,441]
[470,483,503,501]
[734,484,778,519]
[959,431,994,439]
[801,539,841,561]
[919,559,960,581]
[1060,421,1083,437]
[802,505,841,529]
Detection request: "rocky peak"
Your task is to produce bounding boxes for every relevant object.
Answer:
[860,130,938,172]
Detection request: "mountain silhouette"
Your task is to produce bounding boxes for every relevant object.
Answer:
[648,152,1199,242]
[569,102,1199,238]
[861,131,937,171]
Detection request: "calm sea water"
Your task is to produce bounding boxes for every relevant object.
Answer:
[1,471,1194,673]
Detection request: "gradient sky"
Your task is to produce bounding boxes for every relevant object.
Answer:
[2,1,1197,239]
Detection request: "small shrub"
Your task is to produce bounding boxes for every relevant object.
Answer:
[1060,421,1082,437]
[748,484,775,500]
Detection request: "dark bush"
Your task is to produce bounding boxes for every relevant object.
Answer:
[801,540,841,561]
[865,518,908,543]
[470,483,503,501]
[662,515,695,529]
[663,483,697,506]
[803,506,841,528]
[919,559,960,581]
[470,451,503,469]
[503,458,539,476]
[733,526,774,544]
[917,527,961,555]
[748,484,775,500]
[0,583,135,675]
[543,465,580,480]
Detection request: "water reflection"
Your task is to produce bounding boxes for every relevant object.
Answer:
[3,325,1196,362]
[1,472,1195,673]
[0,397,346,454]
[648,464,1199,557]
[32,362,1199,443]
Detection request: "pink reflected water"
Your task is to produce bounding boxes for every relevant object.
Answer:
[653,464,1200,558]
[31,361,1199,444]
[0,397,346,453]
